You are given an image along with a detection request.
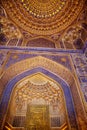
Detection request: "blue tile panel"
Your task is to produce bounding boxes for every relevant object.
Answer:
[5,52,72,71]
[71,53,87,102]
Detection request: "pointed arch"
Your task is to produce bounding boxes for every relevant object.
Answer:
[0,56,86,129]
[0,67,78,129]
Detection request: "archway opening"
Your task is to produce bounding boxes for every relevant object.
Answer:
[6,73,69,130]
[0,66,78,130]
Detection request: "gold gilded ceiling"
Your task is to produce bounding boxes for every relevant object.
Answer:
[20,0,67,18]
[1,0,84,35]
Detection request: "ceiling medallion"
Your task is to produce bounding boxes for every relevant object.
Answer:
[1,0,84,35]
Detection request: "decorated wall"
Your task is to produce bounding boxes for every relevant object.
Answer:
[0,47,87,130]
[0,0,87,130]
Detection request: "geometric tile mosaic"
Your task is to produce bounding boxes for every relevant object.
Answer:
[71,53,87,102]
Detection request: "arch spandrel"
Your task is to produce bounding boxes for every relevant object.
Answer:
[1,56,74,88]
